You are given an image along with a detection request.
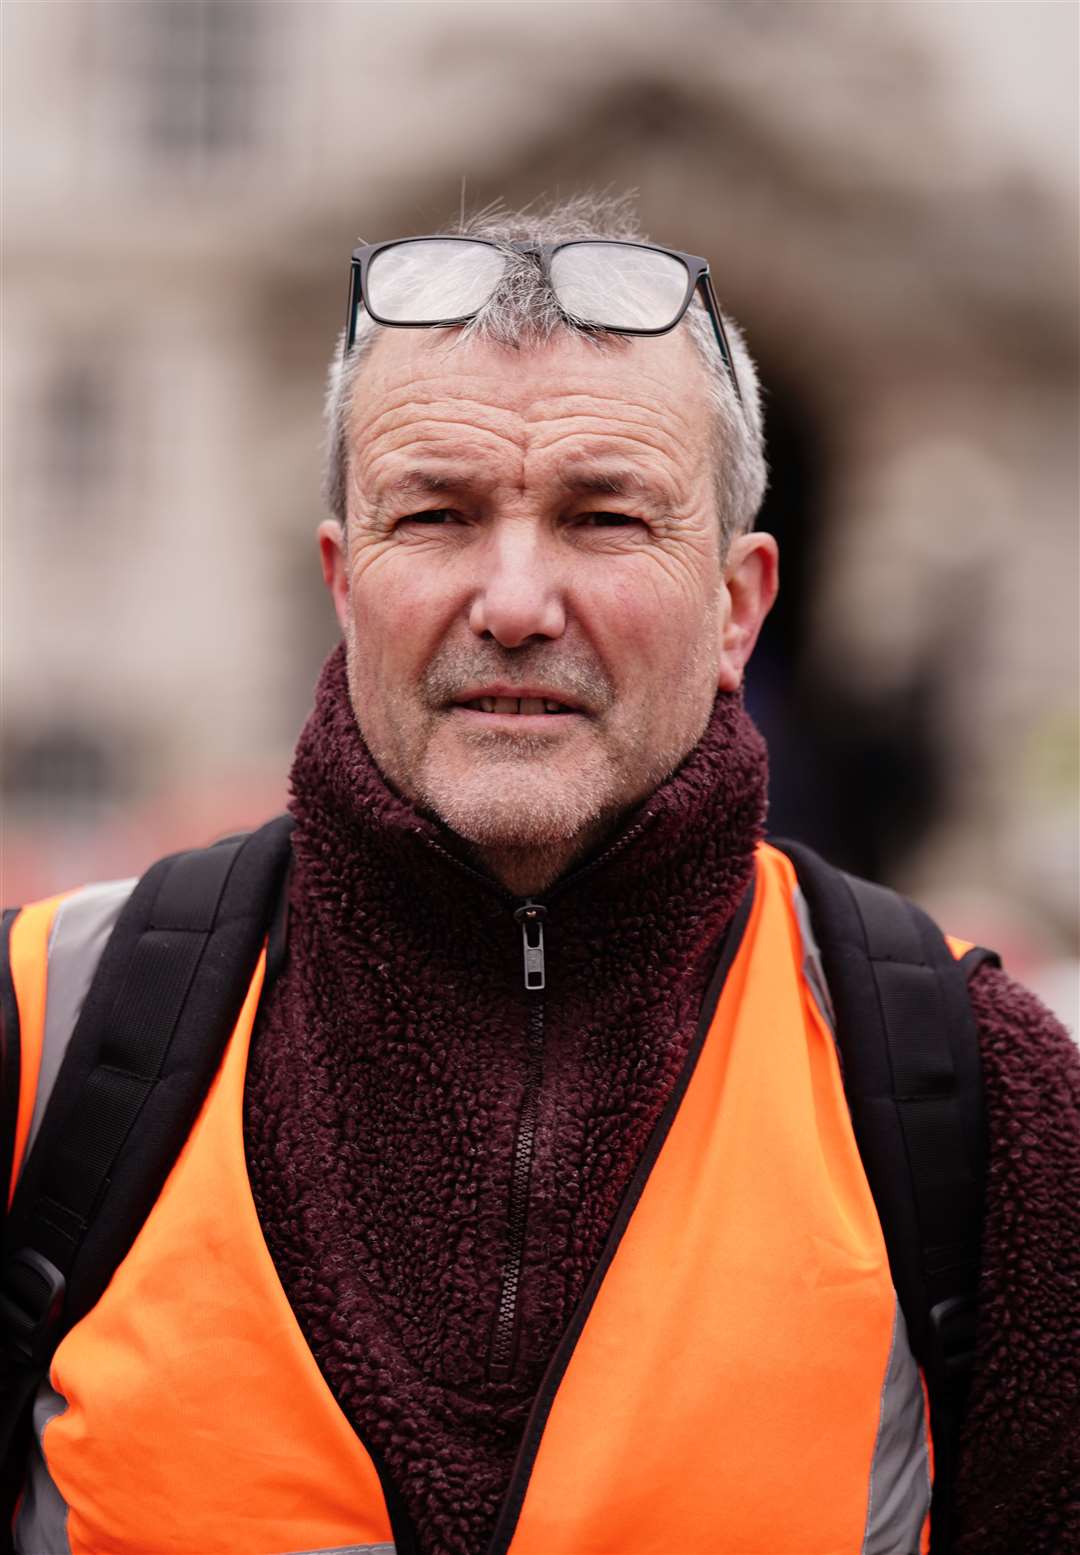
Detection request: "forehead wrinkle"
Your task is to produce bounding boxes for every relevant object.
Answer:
[527,418,699,479]
[369,427,517,464]
[524,386,701,440]
[355,422,527,500]
[356,366,702,446]
[358,405,530,455]
[352,372,531,440]
[350,352,711,504]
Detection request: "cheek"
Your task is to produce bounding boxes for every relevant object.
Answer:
[347,563,444,679]
[600,568,718,682]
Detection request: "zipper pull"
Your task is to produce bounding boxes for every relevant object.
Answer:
[514,901,547,991]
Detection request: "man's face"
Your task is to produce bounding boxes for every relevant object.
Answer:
[321,327,772,891]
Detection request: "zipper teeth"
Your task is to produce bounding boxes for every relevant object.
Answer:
[544,816,654,905]
[488,1001,545,1379]
[421,813,659,1384]
[419,810,658,911]
[419,833,517,904]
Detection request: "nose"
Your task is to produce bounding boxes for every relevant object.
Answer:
[468,523,567,647]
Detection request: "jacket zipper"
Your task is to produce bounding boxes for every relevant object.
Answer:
[418,823,658,1387]
[487,900,547,1383]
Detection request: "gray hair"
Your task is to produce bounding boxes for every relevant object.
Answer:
[322,193,768,554]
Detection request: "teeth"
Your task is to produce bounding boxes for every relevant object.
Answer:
[462,696,573,714]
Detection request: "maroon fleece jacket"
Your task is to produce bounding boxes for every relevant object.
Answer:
[243,646,1080,1555]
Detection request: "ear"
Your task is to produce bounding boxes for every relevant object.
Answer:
[318,519,352,637]
[716,532,779,692]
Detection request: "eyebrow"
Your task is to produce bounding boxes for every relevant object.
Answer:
[559,466,650,494]
[556,464,671,508]
[370,468,475,521]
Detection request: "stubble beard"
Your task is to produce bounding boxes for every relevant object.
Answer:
[413,698,715,895]
[344,632,717,895]
[414,676,635,892]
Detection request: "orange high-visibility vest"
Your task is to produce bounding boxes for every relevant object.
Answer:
[8,844,944,1555]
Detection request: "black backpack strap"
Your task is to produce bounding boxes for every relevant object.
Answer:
[0,911,22,1227]
[0,814,293,1510]
[774,839,997,1555]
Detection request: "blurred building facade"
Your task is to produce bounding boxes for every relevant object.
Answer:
[3,1,1078,1017]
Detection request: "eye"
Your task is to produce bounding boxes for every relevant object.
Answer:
[398,508,459,526]
[575,511,644,528]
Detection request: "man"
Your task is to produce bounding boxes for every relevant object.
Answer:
[3,198,1078,1555]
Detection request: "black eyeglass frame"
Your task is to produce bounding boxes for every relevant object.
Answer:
[343,236,744,408]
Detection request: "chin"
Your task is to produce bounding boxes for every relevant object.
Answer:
[419,760,618,852]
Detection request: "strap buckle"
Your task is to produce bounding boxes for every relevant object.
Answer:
[928,1293,978,1380]
[0,1248,67,1366]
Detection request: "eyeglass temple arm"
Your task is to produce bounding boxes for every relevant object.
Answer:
[698,272,744,410]
[344,261,362,355]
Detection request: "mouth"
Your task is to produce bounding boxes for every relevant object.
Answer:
[455,695,579,717]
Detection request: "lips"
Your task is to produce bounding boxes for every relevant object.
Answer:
[459,696,575,715]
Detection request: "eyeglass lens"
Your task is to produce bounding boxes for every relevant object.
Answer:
[365,239,507,324]
[549,243,690,332]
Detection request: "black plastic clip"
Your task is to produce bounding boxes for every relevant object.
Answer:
[0,1248,67,1366]
[928,1293,978,1380]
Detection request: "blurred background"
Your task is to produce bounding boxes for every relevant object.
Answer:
[3,0,1077,1027]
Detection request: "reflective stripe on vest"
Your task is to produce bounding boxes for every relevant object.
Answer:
[10,844,938,1554]
[6,882,137,1203]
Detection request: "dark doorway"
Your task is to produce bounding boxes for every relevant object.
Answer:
[747,373,942,884]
